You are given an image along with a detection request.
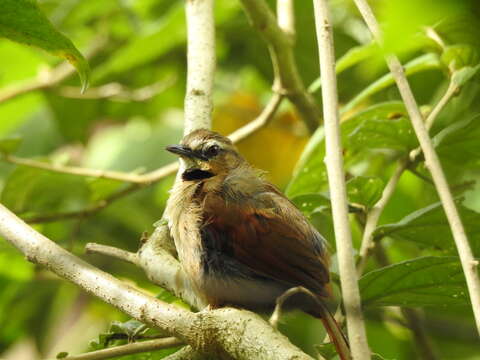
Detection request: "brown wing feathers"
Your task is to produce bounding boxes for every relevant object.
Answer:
[201,188,331,297]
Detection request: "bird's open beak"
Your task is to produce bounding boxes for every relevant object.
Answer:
[166,144,208,161]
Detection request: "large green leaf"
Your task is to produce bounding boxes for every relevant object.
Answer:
[342,53,441,113]
[291,193,331,216]
[360,256,469,307]
[0,0,89,90]
[374,202,480,256]
[1,165,90,215]
[287,102,414,197]
[434,115,480,168]
[346,176,384,210]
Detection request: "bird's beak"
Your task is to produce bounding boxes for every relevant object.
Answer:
[166,144,208,161]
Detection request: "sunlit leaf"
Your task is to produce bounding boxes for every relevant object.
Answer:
[347,176,384,210]
[434,115,480,168]
[441,44,480,71]
[287,102,413,197]
[360,256,469,307]
[0,0,89,91]
[342,53,441,113]
[291,193,331,216]
[451,65,480,87]
[374,202,480,255]
[314,342,337,360]
[1,165,90,214]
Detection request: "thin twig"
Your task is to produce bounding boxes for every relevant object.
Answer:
[3,154,149,183]
[357,159,407,274]
[312,1,370,358]
[60,337,183,360]
[85,243,139,265]
[56,77,176,102]
[353,0,480,336]
[401,308,440,360]
[239,0,321,133]
[228,93,284,143]
[0,36,107,104]
[425,81,458,130]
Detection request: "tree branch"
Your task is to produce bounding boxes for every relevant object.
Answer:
[312,1,370,358]
[184,0,215,134]
[60,337,183,360]
[85,243,139,266]
[0,203,314,360]
[352,0,480,336]
[239,0,321,133]
[228,93,284,143]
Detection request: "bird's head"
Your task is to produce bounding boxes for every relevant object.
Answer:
[166,129,244,181]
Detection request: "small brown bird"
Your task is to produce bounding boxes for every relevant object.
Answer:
[165,129,350,359]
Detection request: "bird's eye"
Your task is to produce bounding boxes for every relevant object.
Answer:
[204,144,220,158]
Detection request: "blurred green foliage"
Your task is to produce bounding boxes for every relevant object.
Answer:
[0,0,479,359]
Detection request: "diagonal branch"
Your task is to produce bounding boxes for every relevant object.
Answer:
[0,203,313,360]
[352,0,480,336]
[239,0,321,133]
[312,1,370,359]
[60,337,183,360]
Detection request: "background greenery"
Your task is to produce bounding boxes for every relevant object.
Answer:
[0,0,479,359]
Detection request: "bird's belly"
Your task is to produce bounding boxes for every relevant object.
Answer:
[200,273,286,309]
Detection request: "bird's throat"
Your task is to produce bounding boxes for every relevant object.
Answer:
[182,168,214,181]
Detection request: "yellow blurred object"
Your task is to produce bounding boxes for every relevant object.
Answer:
[213,93,309,188]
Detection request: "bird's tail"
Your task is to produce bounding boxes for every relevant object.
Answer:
[317,301,352,360]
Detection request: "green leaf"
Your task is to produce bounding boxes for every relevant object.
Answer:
[346,176,384,210]
[309,42,378,93]
[56,352,68,359]
[360,256,469,307]
[434,115,480,168]
[342,53,441,113]
[92,3,185,82]
[1,165,90,215]
[0,0,89,91]
[451,65,480,87]
[286,127,328,197]
[0,136,22,155]
[287,102,413,197]
[347,114,417,153]
[291,193,331,216]
[441,44,480,71]
[374,202,480,255]
[314,342,337,360]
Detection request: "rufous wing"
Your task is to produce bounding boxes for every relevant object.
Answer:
[201,187,331,297]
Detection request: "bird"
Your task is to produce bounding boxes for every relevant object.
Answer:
[164,129,350,360]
